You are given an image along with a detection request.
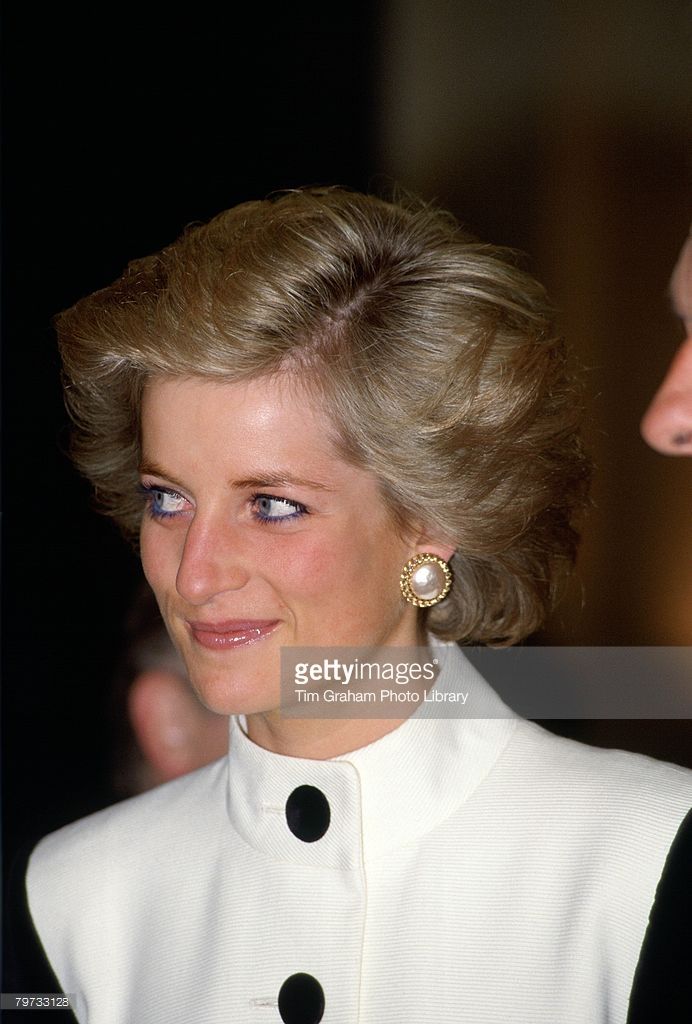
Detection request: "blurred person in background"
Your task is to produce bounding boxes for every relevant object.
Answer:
[112,582,228,797]
[626,223,692,1023]
[641,226,692,454]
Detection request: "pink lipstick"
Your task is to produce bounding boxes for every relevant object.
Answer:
[188,619,280,650]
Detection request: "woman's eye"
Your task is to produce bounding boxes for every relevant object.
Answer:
[141,485,188,519]
[253,494,307,523]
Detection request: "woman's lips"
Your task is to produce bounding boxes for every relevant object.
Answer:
[187,619,280,650]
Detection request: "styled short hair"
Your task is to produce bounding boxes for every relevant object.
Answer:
[56,187,590,645]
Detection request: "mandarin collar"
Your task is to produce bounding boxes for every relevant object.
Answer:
[225,640,517,867]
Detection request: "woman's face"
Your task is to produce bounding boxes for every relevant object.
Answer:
[139,374,437,716]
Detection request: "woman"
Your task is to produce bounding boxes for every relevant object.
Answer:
[26,189,691,1022]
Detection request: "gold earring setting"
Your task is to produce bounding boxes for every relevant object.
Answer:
[400,553,452,607]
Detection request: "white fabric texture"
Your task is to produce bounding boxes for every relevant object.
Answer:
[27,641,692,1023]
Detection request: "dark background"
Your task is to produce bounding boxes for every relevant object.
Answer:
[3,0,692,980]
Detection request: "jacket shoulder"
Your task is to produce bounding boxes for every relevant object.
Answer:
[512,719,692,811]
[26,758,227,968]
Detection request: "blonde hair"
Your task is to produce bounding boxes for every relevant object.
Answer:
[56,187,590,644]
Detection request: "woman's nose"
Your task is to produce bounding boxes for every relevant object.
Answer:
[641,336,692,455]
[175,516,250,605]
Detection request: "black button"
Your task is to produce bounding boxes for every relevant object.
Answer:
[278,973,325,1024]
[285,785,330,843]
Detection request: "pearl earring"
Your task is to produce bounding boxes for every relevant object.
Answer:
[400,553,452,608]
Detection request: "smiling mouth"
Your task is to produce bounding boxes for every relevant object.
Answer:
[187,619,281,650]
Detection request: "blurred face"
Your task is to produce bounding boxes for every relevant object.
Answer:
[641,231,692,454]
[139,375,431,716]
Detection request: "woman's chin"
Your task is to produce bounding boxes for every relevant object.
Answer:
[191,676,281,718]
[181,639,285,716]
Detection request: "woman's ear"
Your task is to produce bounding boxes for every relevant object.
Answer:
[414,541,456,564]
[406,523,456,564]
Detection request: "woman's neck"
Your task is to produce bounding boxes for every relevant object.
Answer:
[244,710,414,759]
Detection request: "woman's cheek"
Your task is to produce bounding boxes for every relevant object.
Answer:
[263,532,340,596]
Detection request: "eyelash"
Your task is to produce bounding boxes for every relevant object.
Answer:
[138,484,309,525]
[139,484,187,520]
[251,493,309,525]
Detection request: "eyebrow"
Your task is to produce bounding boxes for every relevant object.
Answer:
[139,460,188,491]
[232,473,333,493]
[139,461,333,493]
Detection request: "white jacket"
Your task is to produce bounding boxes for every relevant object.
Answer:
[27,642,692,1023]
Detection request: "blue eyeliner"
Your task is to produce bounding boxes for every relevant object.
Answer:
[138,484,308,524]
[138,483,183,520]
